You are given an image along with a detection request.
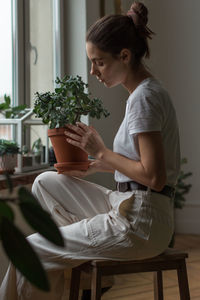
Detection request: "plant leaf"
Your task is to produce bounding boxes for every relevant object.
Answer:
[18,187,64,246]
[0,202,14,222]
[18,186,39,204]
[19,201,64,247]
[4,94,11,107]
[0,217,50,291]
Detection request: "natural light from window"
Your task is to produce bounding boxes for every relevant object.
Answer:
[0,0,12,102]
[0,0,12,140]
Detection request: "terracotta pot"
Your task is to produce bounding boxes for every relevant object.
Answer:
[48,127,89,173]
[0,153,17,174]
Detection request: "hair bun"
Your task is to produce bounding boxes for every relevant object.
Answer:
[129,1,148,27]
[127,1,154,42]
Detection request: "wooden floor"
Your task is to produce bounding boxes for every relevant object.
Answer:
[101,234,200,300]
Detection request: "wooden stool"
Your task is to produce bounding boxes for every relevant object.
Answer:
[69,248,190,300]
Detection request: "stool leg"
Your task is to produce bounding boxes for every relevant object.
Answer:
[91,267,101,300]
[177,260,190,300]
[153,271,164,300]
[69,267,81,300]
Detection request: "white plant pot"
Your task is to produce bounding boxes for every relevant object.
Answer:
[0,153,17,174]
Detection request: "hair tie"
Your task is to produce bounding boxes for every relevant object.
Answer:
[127,9,154,40]
[127,10,140,26]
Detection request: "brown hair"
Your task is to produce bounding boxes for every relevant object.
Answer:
[86,1,154,69]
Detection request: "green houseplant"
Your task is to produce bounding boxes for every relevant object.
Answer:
[169,158,192,247]
[33,75,109,173]
[0,94,26,118]
[32,138,43,164]
[174,158,192,209]
[0,139,20,174]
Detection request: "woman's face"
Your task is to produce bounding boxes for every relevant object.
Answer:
[86,42,128,88]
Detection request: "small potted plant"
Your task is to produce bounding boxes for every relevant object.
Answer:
[32,138,43,164]
[0,139,20,174]
[33,75,109,173]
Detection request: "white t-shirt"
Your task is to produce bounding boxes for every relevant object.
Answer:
[113,77,180,186]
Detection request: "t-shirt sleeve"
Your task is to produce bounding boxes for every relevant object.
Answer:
[127,91,163,135]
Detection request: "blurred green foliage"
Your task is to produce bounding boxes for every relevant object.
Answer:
[169,158,192,248]
[0,94,26,118]
[174,158,192,209]
[0,173,64,291]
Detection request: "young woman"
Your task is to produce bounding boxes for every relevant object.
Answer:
[0,1,180,299]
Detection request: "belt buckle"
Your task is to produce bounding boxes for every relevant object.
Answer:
[119,182,129,192]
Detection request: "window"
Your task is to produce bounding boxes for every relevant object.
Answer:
[0,0,12,139]
[29,0,54,107]
[28,0,63,148]
[28,0,63,107]
[0,0,12,100]
[0,0,63,143]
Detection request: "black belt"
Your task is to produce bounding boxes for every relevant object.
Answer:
[116,181,175,198]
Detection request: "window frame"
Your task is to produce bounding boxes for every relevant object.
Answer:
[12,0,25,107]
[53,0,65,83]
[12,0,64,107]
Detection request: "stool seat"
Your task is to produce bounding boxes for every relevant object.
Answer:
[69,248,190,300]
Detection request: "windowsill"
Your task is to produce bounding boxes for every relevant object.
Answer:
[0,167,55,190]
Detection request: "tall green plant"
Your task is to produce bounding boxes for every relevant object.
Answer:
[33,75,110,129]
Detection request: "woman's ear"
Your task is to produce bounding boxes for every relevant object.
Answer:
[119,48,131,64]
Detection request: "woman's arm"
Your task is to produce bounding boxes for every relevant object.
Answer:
[64,123,166,190]
[98,132,166,191]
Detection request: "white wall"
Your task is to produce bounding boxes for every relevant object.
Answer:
[64,0,87,83]
[64,0,88,126]
[146,0,200,233]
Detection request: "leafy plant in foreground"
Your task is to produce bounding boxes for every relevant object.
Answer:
[0,174,64,291]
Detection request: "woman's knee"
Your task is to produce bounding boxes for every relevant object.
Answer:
[32,171,57,195]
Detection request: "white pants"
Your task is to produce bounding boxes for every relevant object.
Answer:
[0,171,174,299]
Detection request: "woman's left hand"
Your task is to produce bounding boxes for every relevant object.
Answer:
[60,158,113,178]
[64,122,106,159]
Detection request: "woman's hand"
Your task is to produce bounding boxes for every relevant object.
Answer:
[61,159,114,178]
[64,122,107,159]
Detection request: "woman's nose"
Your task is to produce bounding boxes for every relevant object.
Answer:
[90,63,99,76]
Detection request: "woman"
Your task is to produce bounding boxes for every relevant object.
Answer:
[0,1,180,299]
